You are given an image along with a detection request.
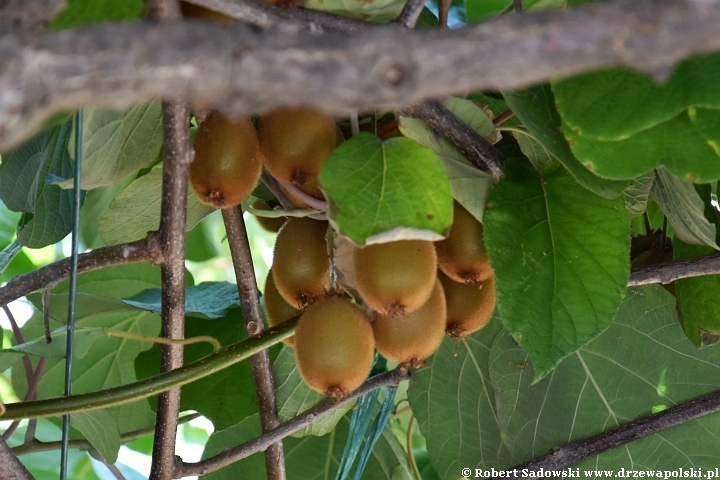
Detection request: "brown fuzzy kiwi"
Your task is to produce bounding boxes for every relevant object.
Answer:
[353,240,437,317]
[294,296,375,398]
[190,112,261,209]
[436,201,493,284]
[258,108,336,188]
[372,279,446,366]
[439,271,495,337]
[272,217,330,309]
[251,199,287,233]
[263,269,301,346]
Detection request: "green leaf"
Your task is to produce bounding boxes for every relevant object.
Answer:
[79,172,138,248]
[673,239,720,347]
[123,282,240,319]
[564,111,720,182]
[0,199,21,244]
[623,172,655,218]
[303,0,405,22]
[14,293,159,435]
[489,285,720,471]
[407,317,510,480]
[135,309,258,430]
[650,168,719,249]
[54,263,166,299]
[484,159,630,380]
[0,118,76,248]
[99,167,214,245]
[552,53,720,141]
[49,0,144,29]
[201,413,412,480]
[502,86,629,199]
[398,97,495,222]
[70,409,121,464]
[7,326,103,359]
[57,102,162,190]
[319,132,453,245]
[689,107,720,153]
[273,345,354,437]
[186,218,220,262]
[0,241,22,276]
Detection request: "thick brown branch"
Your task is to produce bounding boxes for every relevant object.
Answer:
[399,100,505,179]
[0,439,33,480]
[150,100,192,480]
[3,0,720,149]
[179,367,410,477]
[222,207,285,480]
[491,388,720,478]
[0,235,162,307]
[628,252,720,286]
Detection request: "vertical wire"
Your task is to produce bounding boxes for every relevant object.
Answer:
[60,109,82,480]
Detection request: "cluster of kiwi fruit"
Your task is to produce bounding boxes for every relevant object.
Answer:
[187,101,497,399]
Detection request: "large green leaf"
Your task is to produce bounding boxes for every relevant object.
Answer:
[135,309,258,430]
[53,263,166,298]
[49,0,144,29]
[57,103,162,190]
[99,167,214,245]
[489,285,720,473]
[273,345,354,437]
[502,86,629,199]
[71,409,121,464]
[552,53,720,141]
[623,172,655,218]
[319,133,453,245]
[0,118,76,248]
[398,97,495,222]
[564,111,720,182]
[201,413,412,480]
[649,168,719,249]
[13,294,158,439]
[407,317,510,480]
[79,173,137,248]
[484,159,630,381]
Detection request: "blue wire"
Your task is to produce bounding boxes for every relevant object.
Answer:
[60,110,82,480]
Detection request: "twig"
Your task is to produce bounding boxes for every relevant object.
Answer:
[274,179,328,212]
[491,388,720,478]
[3,0,720,149]
[12,414,200,455]
[0,235,162,307]
[493,109,515,126]
[222,207,286,480]
[0,318,297,421]
[179,367,410,477]
[628,252,720,286]
[398,100,505,179]
[183,0,371,32]
[0,439,33,480]
[150,100,192,480]
[438,0,451,28]
[103,462,127,480]
[513,0,523,13]
[396,0,427,28]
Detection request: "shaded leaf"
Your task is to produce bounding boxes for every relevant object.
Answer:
[123,282,239,319]
[489,285,720,473]
[319,133,452,245]
[624,172,655,218]
[71,409,121,464]
[484,159,630,380]
[650,168,719,249]
[502,86,628,199]
[99,167,214,245]
[408,317,510,480]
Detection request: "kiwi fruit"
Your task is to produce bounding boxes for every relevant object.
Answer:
[436,201,493,284]
[439,270,495,337]
[294,296,375,398]
[353,240,437,317]
[372,279,446,366]
[251,199,286,233]
[272,217,330,309]
[190,112,261,209]
[258,108,336,188]
[263,269,301,346]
